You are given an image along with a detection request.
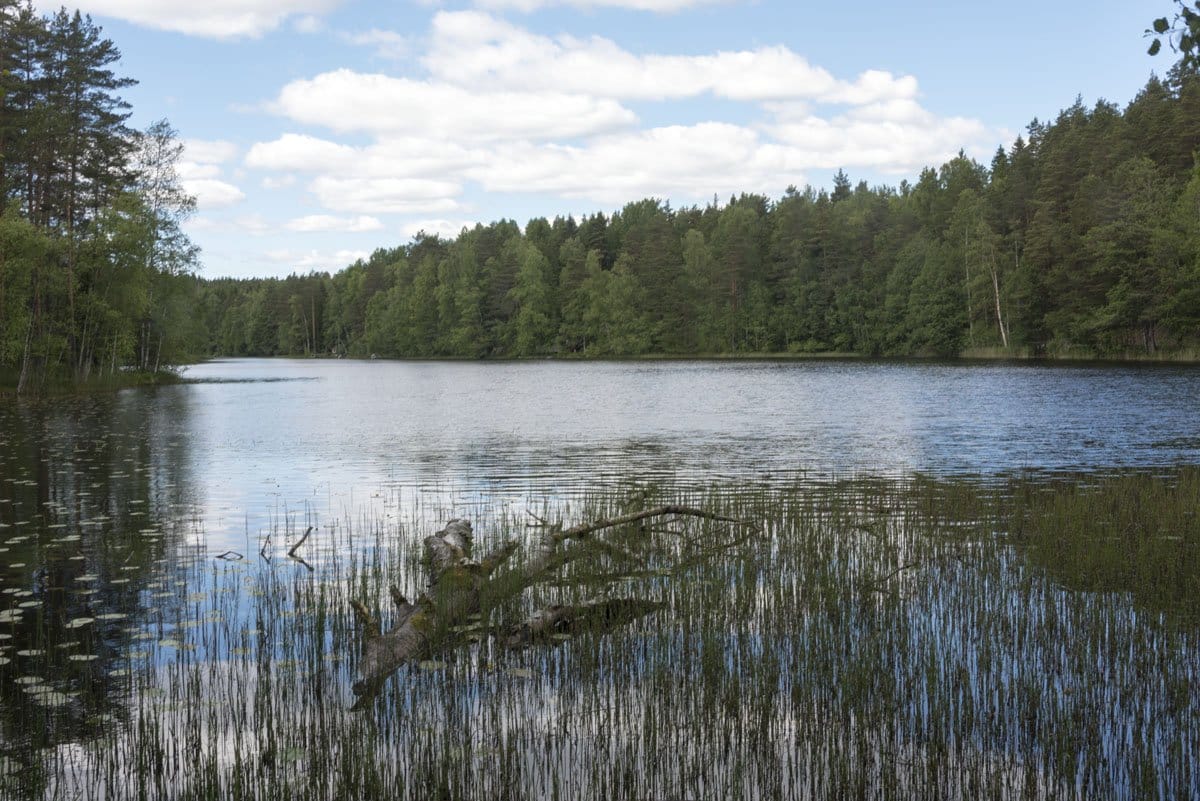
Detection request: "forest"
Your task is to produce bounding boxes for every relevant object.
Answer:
[195,66,1200,362]
[3,5,1200,394]
[0,2,201,392]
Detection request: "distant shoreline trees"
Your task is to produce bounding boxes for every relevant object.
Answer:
[5,6,1200,389]
[197,67,1200,362]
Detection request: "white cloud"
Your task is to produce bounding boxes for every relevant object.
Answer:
[177,162,222,181]
[244,13,997,225]
[284,214,384,233]
[765,101,992,174]
[264,248,370,271]
[69,0,343,38]
[270,69,636,140]
[466,123,800,204]
[308,176,462,214]
[183,178,246,209]
[400,219,478,240]
[177,138,244,209]
[471,0,725,10]
[246,133,485,178]
[342,28,411,59]
[246,134,357,171]
[247,134,482,217]
[424,11,916,104]
[183,139,239,164]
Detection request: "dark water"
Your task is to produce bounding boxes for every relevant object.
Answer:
[1,358,1198,798]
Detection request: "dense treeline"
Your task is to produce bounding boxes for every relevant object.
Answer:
[203,68,1200,360]
[5,6,1200,379]
[0,2,201,392]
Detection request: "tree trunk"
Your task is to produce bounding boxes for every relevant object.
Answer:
[348,506,750,709]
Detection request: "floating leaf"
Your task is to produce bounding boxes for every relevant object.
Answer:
[34,691,70,707]
[66,617,95,629]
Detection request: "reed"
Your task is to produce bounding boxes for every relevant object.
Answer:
[0,474,1197,799]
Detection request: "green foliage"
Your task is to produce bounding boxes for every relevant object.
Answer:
[127,63,1200,365]
[0,5,200,390]
[1148,2,1200,69]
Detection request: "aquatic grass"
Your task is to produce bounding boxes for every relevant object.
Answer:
[1002,468,1200,625]
[0,475,1198,798]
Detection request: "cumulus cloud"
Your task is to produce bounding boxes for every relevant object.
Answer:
[765,101,991,174]
[177,139,244,209]
[308,176,462,215]
[424,11,916,104]
[466,123,788,203]
[183,179,246,208]
[246,12,998,224]
[264,248,371,271]
[246,133,485,178]
[470,0,725,10]
[69,0,343,38]
[284,214,385,233]
[400,219,478,240]
[271,69,636,140]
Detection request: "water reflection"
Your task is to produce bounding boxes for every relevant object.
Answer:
[0,391,199,785]
[1,360,1198,798]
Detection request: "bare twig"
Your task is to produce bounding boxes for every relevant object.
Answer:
[557,505,755,543]
[288,526,313,559]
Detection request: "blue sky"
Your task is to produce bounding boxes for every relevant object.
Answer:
[56,0,1166,278]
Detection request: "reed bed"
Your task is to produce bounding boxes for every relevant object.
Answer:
[0,474,1197,799]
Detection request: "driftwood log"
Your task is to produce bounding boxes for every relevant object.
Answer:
[349,506,750,708]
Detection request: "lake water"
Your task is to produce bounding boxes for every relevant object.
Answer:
[1,358,1198,799]
[12,357,1199,548]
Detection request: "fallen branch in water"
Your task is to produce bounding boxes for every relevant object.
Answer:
[348,506,754,709]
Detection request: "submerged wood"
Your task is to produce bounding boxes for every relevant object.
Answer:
[349,507,752,708]
[502,598,666,649]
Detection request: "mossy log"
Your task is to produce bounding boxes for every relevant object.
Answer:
[349,507,751,708]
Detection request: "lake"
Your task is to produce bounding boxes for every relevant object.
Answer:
[1,358,1198,799]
